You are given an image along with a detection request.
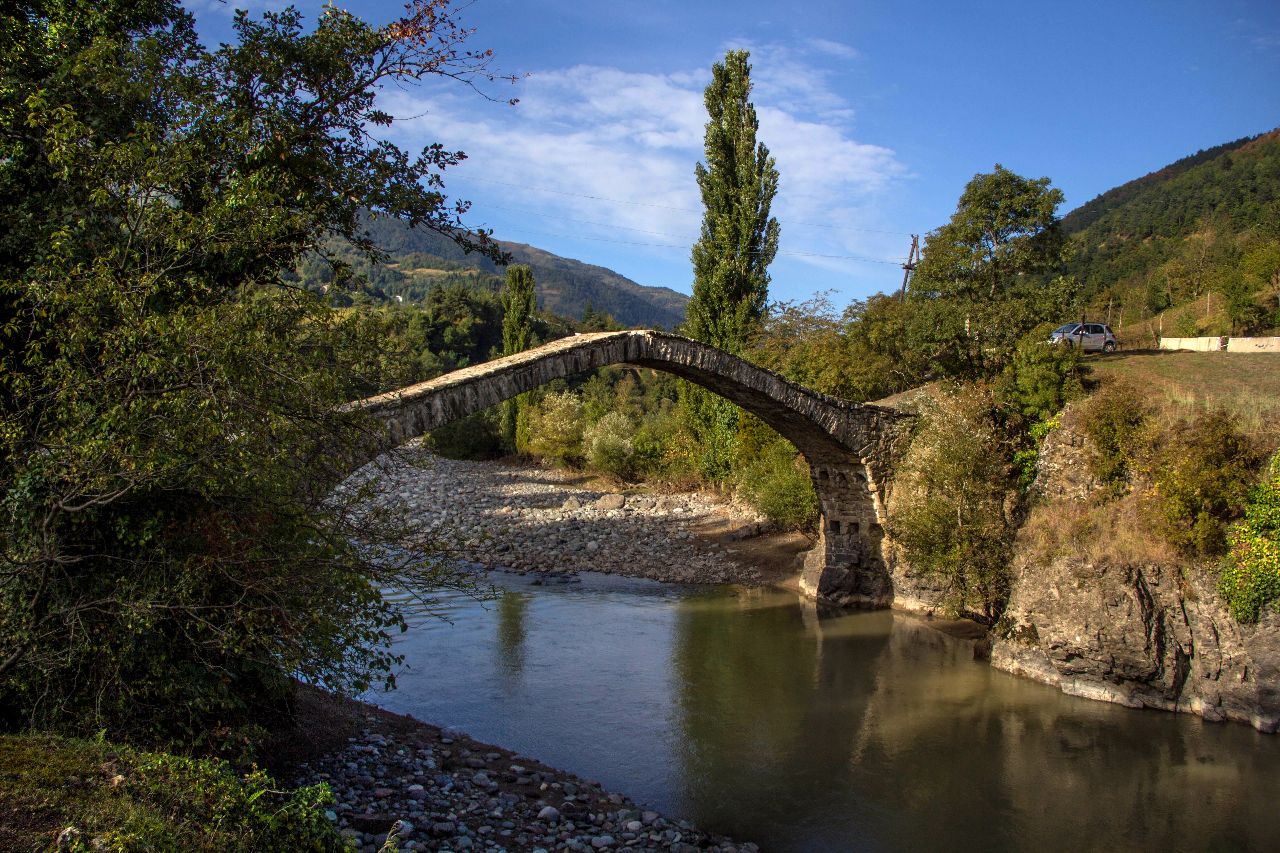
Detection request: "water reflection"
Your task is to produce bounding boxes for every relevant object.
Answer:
[671,591,1279,852]
[495,589,530,686]
[378,574,1280,853]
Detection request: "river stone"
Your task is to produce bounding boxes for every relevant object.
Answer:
[537,805,560,822]
[349,813,398,833]
[593,494,625,511]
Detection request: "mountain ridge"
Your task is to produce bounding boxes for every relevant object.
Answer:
[347,215,689,329]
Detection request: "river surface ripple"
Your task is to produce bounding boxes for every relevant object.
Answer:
[375,573,1280,852]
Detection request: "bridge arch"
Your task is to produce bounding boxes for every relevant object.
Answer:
[342,330,912,607]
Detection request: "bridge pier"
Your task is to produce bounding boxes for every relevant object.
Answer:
[798,459,893,607]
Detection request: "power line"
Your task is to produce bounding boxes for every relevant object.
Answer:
[456,174,916,237]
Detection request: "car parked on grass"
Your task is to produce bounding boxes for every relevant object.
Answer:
[1049,322,1117,352]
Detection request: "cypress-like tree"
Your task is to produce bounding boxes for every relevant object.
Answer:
[682,50,780,478]
[500,265,537,450]
[686,49,780,354]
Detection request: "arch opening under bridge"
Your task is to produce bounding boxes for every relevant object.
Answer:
[342,330,913,606]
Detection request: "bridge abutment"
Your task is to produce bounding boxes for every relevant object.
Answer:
[799,460,893,607]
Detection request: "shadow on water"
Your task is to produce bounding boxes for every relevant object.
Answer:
[378,574,1280,853]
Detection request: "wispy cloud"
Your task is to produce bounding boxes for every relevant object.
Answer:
[380,41,907,274]
[807,38,861,60]
[1250,32,1280,51]
[1229,15,1280,53]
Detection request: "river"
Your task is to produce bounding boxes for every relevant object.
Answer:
[375,572,1280,852]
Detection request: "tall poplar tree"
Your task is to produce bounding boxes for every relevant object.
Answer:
[500,265,537,450]
[686,50,780,352]
[682,50,780,477]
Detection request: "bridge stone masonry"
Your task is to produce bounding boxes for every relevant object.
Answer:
[342,330,915,608]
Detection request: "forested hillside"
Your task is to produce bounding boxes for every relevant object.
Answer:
[1065,128,1280,335]
[295,215,689,329]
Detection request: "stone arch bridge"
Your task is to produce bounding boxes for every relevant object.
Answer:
[343,330,913,607]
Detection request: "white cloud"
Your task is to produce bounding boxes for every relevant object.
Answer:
[378,41,907,273]
[807,38,861,60]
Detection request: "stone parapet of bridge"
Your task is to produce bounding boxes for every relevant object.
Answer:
[343,330,914,607]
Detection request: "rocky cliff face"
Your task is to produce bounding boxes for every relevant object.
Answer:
[989,409,1280,732]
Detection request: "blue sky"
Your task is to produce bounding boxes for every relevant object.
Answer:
[186,0,1280,306]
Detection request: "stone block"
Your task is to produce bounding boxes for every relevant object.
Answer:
[1225,336,1280,353]
[1158,336,1224,352]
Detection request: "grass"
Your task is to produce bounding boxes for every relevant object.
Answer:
[1019,492,1181,568]
[0,733,344,852]
[1085,350,1280,448]
[1018,349,1279,571]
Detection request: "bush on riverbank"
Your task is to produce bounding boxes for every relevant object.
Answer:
[0,733,343,851]
[1076,383,1262,558]
[0,0,509,752]
[1221,453,1280,622]
[889,385,1020,622]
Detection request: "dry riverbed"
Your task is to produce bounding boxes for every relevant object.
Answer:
[345,449,812,587]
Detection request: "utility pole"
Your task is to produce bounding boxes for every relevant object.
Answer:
[899,234,919,301]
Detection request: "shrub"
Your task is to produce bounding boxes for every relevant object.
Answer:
[583,411,637,479]
[1079,381,1153,494]
[0,733,345,851]
[889,385,1018,622]
[526,391,585,465]
[630,410,700,484]
[1172,310,1200,338]
[1148,409,1259,557]
[425,407,504,459]
[1001,331,1083,422]
[734,439,819,529]
[1220,454,1280,622]
[1013,413,1062,491]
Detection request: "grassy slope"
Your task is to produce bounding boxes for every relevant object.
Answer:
[1086,350,1280,446]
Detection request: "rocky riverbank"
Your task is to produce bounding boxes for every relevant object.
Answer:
[350,449,804,587]
[280,688,755,853]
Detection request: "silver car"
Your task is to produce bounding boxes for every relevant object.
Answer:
[1049,322,1116,352]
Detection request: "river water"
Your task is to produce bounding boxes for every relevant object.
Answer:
[375,572,1280,852]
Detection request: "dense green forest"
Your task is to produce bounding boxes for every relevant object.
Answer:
[1065,128,1280,336]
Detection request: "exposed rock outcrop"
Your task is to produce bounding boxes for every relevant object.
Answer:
[989,408,1280,731]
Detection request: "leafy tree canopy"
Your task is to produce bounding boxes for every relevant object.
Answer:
[0,0,508,746]
[908,165,1074,375]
